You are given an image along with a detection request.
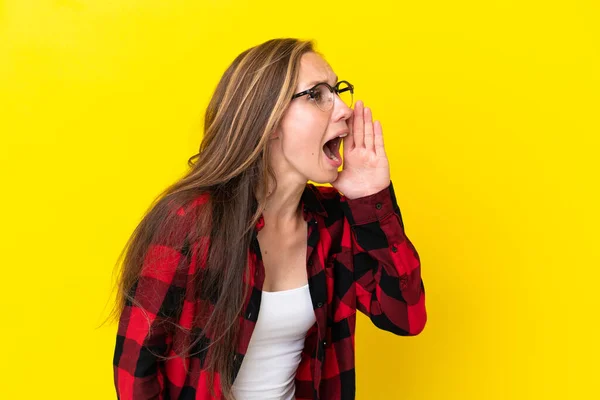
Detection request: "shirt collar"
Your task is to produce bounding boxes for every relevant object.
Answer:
[300,183,328,218]
[254,183,328,233]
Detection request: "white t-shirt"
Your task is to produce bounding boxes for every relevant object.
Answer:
[231,283,317,400]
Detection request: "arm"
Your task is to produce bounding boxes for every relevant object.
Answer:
[339,180,427,336]
[113,238,190,399]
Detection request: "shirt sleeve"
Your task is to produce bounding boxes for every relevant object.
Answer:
[339,180,427,336]
[113,238,190,399]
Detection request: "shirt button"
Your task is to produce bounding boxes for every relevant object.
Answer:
[376,202,382,210]
[323,340,327,347]
[247,312,252,319]
[308,260,313,266]
[317,302,323,308]
[391,245,398,253]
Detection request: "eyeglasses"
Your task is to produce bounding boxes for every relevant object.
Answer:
[291,80,354,112]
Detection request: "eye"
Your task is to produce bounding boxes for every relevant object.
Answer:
[308,89,322,102]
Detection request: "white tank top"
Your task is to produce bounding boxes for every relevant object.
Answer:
[231,283,317,400]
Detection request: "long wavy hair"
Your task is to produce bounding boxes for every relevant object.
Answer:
[107,38,317,399]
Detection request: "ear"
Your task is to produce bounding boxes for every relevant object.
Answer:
[270,125,281,140]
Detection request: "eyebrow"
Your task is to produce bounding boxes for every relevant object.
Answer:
[303,74,338,89]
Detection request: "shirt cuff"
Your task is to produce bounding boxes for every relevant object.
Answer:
[340,180,402,226]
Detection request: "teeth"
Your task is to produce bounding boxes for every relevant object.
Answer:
[325,148,340,162]
[323,144,339,162]
[326,151,339,162]
[326,133,347,142]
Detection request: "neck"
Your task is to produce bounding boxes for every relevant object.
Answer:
[256,176,306,230]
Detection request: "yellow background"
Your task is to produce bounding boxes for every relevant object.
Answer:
[1,0,598,399]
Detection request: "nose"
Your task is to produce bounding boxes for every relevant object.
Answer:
[332,94,353,122]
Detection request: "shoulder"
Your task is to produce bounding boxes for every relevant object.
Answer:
[172,191,211,217]
[150,191,212,250]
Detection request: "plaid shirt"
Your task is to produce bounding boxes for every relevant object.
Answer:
[113,180,427,400]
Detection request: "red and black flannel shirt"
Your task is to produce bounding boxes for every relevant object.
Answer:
[113,180,427,400]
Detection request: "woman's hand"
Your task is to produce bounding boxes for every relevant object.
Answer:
[331,100,391,199]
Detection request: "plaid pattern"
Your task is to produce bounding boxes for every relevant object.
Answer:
[113,180,427,399]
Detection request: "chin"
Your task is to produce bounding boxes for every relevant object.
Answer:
[310,169,339,185]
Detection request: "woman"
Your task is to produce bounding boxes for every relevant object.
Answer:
[111,38,427,400]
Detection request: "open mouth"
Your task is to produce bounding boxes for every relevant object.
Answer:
[323,136,342,162]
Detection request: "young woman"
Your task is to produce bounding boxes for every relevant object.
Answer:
[111,38,427,400]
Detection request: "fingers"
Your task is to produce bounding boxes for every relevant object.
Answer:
[344,114,355,152]
[374,120,385,156]
[353,100,364,148]
[364,106,374,150]
[350,100,382,153]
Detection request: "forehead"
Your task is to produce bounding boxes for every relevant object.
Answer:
[297,52,336,88]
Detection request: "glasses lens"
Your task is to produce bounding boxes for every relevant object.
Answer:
[337,81,353,108]
[313,84,334,111]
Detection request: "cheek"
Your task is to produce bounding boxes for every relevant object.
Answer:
[284,135,318,159]
[282,108,328,156]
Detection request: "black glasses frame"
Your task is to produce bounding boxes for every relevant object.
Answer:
[291,80,354,109]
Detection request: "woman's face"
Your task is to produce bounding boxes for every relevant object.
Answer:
[270,52,353,184]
